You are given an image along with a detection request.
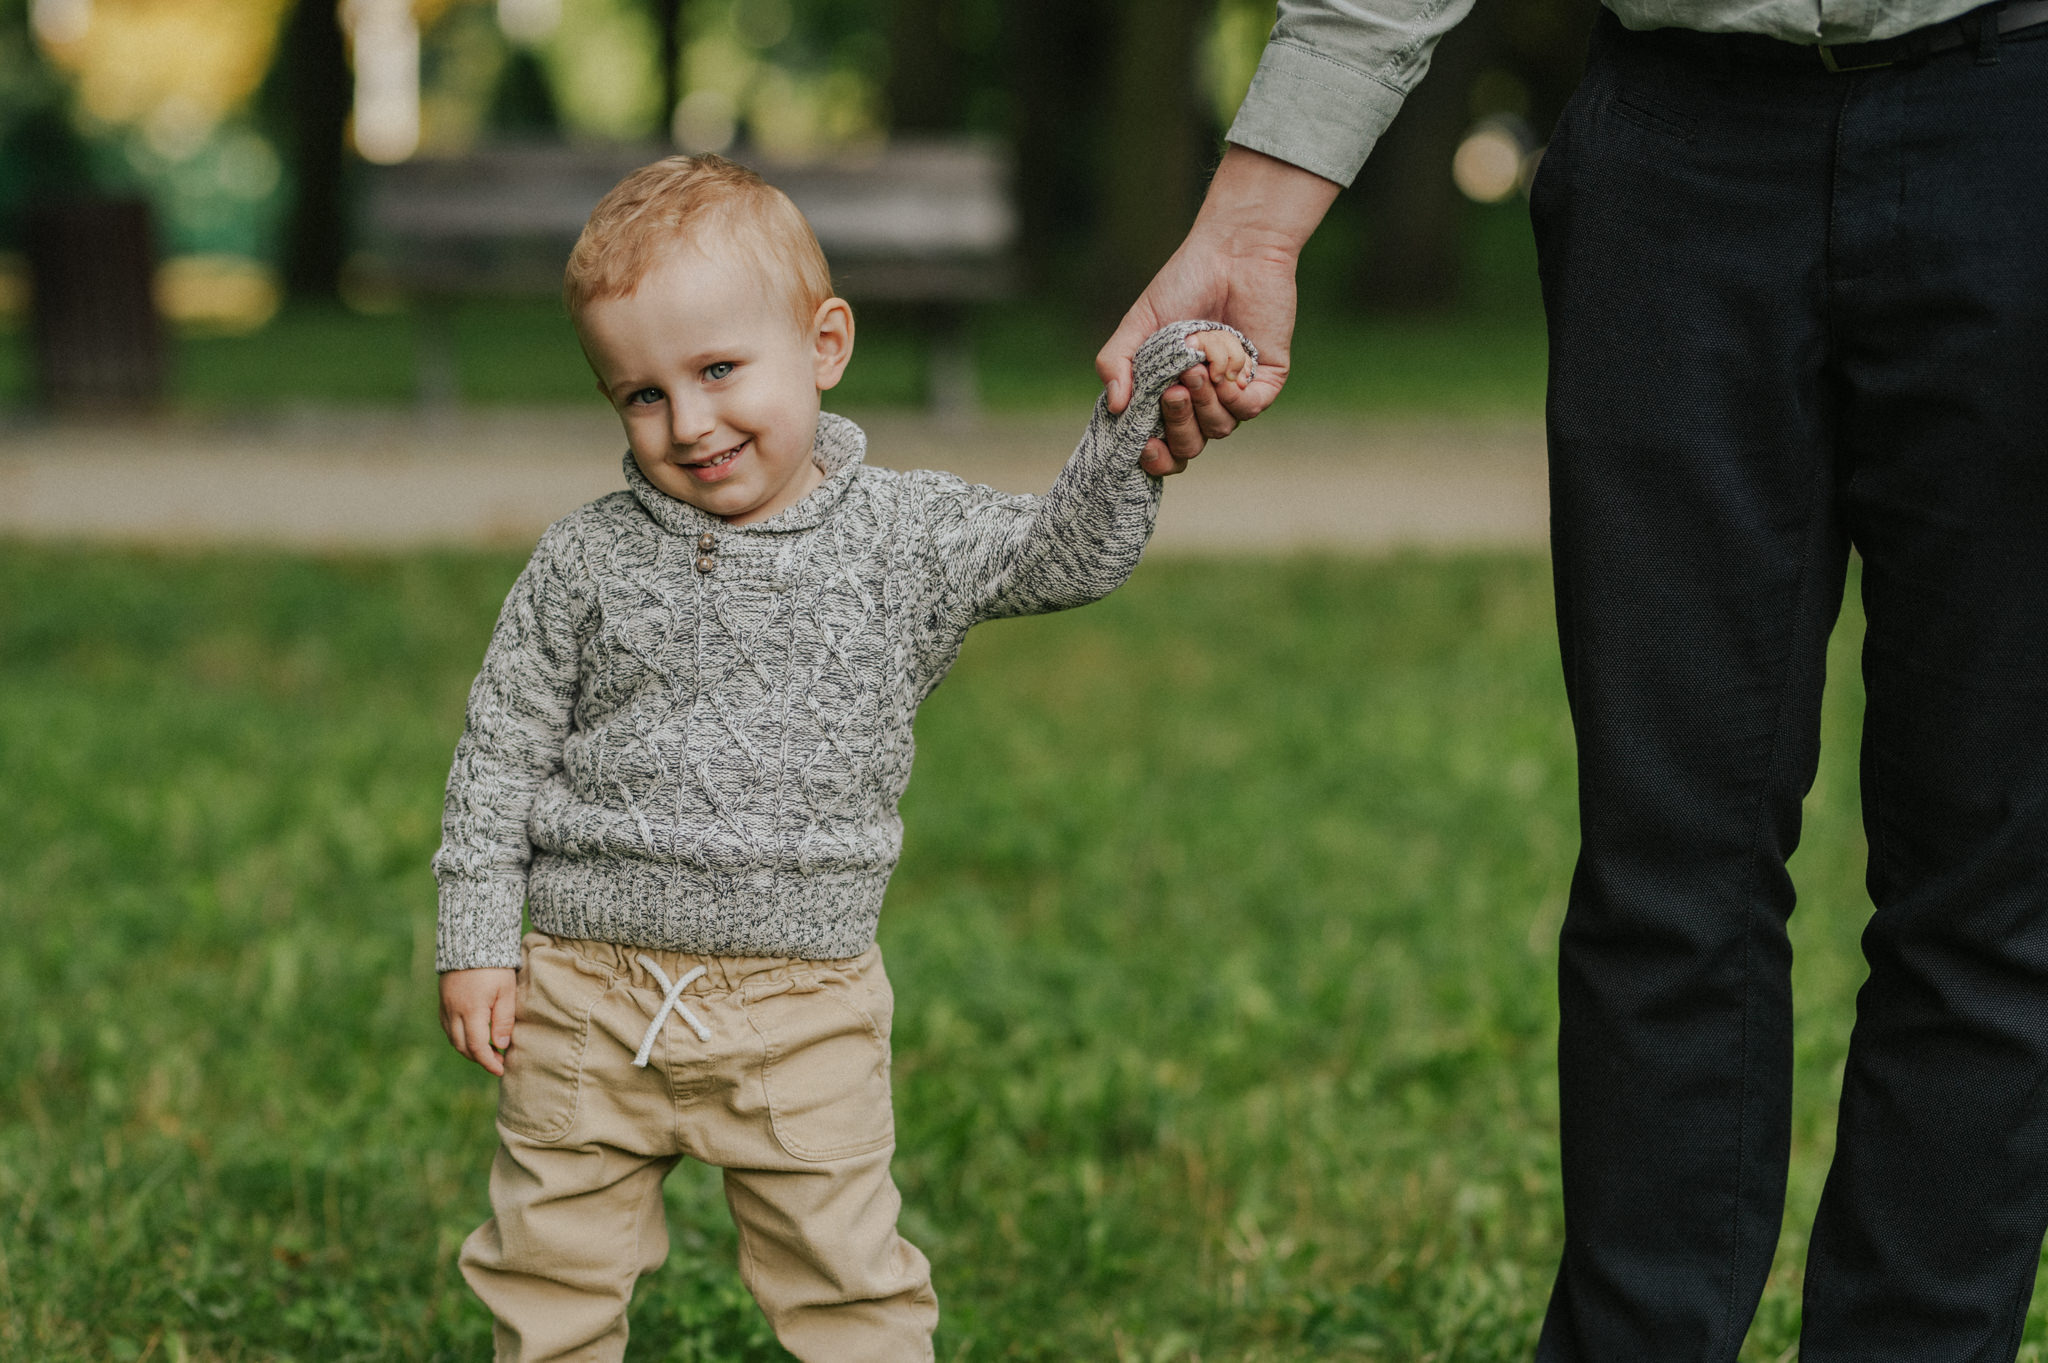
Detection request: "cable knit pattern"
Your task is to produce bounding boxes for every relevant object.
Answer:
[434,320,1252,971]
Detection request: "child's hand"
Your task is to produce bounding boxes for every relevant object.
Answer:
[1185,329,1253,397]
[440,967,517,1076]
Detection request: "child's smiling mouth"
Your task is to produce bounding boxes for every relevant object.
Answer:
[682,440,748,482]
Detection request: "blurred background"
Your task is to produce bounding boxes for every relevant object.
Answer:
[0,0,1599,416]
[0,4,1924,1362]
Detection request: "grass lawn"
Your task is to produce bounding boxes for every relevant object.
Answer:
[3,544,2006,1362]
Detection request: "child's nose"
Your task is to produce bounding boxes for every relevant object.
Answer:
[668,394,715,447]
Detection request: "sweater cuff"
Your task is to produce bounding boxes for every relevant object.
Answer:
[436,879,527,972]
[1129,320,1259,413]
[1224,39,1408,188]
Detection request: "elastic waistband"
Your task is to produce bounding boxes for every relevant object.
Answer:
[1608,1,2048,73]
[525,931,882,996]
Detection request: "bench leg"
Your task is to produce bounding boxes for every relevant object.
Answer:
[414,296,459,413]
[926,306,977,417]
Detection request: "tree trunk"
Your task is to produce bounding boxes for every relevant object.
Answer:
[886,0,963,133]
[27,198,166,411]
[271,0,352,302]
[1351,0,1503,311]
[1004,0,1105,288]
[652,0,682,142]
[1096,0,1212,318]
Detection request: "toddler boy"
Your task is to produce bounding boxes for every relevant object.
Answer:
[432,153,1251,1363]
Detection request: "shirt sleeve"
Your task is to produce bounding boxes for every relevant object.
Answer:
[1225,0,1479,187]
[914,321,1256,631]
[431,518,590,972]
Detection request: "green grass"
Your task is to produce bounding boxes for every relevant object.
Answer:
[1,545,1974,1363]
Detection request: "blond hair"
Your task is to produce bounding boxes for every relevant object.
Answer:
[564,153,834,332]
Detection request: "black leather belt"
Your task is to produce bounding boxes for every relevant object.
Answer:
[1817,0,2048,69]
[1626,0,2048,72]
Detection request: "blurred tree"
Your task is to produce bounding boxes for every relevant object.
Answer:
[886,0,962,132]
[264,0,351,301]
[2,0,165,408]
[1096,0,1216,316]
[1505,0,1601,137]
[1350,0,1504,310]
[0,0,88,241]
[651,0,683,140]
[489,46,563,138]
[1350,0,1596,310]
[1003,0,1104,287]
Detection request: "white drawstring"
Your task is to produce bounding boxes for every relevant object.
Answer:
[632,956,711,1067]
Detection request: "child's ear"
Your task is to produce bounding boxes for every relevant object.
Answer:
[810,298,855,392]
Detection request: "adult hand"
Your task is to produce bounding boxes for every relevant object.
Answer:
[440,967,517,1076]
[1096,146,1341,477]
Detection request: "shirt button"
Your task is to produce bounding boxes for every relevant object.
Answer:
[697,532,716,553]
[695,555,716,575]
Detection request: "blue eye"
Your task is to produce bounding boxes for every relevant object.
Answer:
[627,387,663,406]
[704,361,735,381]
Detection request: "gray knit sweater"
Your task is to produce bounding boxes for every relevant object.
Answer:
[433,320,1249,971]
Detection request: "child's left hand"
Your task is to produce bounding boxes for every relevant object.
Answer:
[1185,329,1253,396]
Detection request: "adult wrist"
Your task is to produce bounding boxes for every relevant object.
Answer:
[1190,145,1340,263]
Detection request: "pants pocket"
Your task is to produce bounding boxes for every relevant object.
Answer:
[499,935,613,1142]
[743,972,896,1162]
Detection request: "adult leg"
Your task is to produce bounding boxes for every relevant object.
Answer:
[1530,21,1850,1360]
[1800,31,2048,1362]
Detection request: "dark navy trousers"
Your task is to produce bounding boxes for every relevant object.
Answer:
[1530,13,2048,1362]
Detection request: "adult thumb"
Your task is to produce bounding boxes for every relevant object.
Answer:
[1095,306,1157,415]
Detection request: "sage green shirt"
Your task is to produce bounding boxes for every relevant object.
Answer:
[1225,0,1983,186]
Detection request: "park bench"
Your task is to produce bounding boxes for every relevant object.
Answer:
[360,139,1017,411]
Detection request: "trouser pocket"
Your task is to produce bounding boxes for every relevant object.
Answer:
[498,933,615,1142]
[742,963,895,1162]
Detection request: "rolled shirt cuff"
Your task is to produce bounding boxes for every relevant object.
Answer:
[1224,38,1411,188]
[436,877,527,972]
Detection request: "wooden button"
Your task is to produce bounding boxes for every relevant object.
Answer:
[697,532,716,553]
[695,556,715,574]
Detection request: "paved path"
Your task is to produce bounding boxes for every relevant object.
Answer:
[0,407,1547,553]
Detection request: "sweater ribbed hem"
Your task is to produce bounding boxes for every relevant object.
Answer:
[525,856,888,962]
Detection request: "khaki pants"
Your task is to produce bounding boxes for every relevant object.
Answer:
[460,933,936,1363]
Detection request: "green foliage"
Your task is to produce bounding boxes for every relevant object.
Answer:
[0,544,1982,1362]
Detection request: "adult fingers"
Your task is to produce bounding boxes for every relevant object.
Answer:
[1095,302,1159,416]
[1159,381,1208,468]
[1140,436,1189,477]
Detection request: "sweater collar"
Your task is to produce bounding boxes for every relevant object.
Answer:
[622,411,866,537]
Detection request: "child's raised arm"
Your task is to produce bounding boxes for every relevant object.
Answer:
[909,320,1256,632]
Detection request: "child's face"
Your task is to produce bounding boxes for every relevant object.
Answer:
[577,242,853,525]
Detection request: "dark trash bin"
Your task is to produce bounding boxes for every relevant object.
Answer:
[25,196,167,413]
